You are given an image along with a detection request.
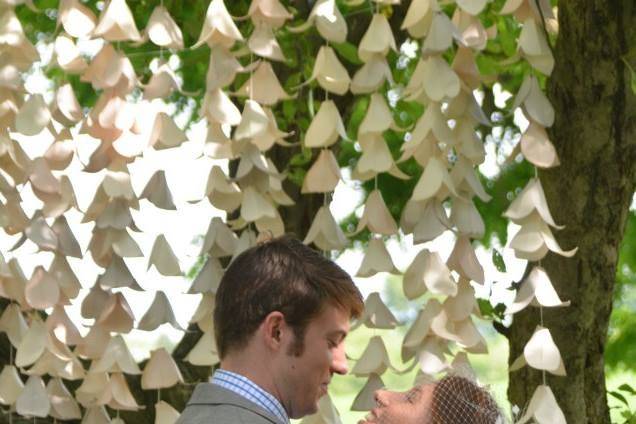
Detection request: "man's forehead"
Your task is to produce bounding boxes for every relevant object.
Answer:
[312,304,350,331]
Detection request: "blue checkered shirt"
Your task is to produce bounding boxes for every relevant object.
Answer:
[211,369,289,424]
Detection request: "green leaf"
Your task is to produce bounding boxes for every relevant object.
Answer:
[332,41,362,65]
[476,54,499,76]
[477,298,494,317]
[621,410,636,423]
[609,391,630,406]
[287,167,306,187]
[492,248,507,272]
[476,299,505,321]
[499,18,519,57]
[284,72,302,91]
[394,100,423,127]
[606,278,636,370]
[289,148,313,166]
[619,384,636,395]
[345,96,369,139]
[282,100,296,121]
[186,253,206,279]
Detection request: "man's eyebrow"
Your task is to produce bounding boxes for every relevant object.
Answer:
[326,330,347,340]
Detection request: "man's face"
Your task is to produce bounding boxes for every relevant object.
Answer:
[358,385,435,424]
[277,304,351,419]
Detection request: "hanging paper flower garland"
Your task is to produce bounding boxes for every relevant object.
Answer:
[0,0,578,422]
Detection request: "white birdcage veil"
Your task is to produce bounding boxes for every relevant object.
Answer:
[425,374,506,424]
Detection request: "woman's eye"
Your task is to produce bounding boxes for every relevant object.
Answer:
[405,389,421,404]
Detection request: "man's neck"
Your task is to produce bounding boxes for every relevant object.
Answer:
[212,366,290,423]
[220,354,280,401]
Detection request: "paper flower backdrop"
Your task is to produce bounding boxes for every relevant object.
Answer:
[0,0,576,423]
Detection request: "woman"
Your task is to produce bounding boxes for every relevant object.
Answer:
[359,375,504,423]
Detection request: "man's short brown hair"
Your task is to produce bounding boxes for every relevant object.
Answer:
[213,235,363,359]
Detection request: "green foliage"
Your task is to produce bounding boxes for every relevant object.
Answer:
[331,41,363,65]
[393,99,423,128]
[477,297,507,322]
[287,147,314,187]
[343,95,369,141]
[606,212,636,370]
[186,246,206,279]
[16,1,57,40]
[605,216,636,372]
[492,248,507,272]
[477,0,530,102]
[609,383,636,424]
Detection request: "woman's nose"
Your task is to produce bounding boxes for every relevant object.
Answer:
[374,389,389,406]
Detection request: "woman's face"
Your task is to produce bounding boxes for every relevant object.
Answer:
[358,384,435,424]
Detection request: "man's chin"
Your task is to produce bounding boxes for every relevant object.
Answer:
[307,402,319,417]
[289,404,318,420]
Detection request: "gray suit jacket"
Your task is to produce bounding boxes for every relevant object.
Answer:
[176,383,284,424]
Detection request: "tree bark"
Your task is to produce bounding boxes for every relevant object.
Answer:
[507,1,636,422]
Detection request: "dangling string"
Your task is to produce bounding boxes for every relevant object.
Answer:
[537,163,545,385]
[249,51,254,101]
[540,301,547,385]
[325,40,330,102]
[159,0,166,63]
[322,191,329,258]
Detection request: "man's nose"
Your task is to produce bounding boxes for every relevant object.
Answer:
[330,343,348,375]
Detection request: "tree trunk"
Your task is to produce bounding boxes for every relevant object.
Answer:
[507,1,636,422]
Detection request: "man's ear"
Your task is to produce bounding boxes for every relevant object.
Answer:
[259,311,287,351]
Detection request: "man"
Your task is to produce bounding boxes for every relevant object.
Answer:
[178,235,364,423]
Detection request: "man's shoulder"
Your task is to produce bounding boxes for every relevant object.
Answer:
[177,402,274,424]
[176,383,282,424]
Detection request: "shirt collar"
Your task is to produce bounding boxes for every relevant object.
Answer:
[211,369,289,424]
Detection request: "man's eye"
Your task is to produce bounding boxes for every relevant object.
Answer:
[327,339,337,348]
